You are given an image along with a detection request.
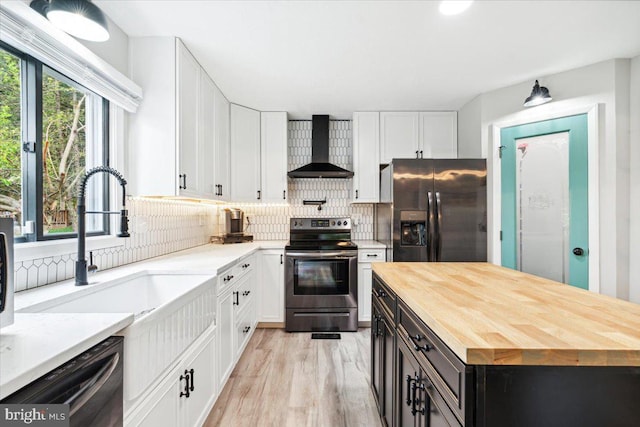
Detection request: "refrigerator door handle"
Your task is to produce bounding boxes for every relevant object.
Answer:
[435,191,443,261]
[427,192,435,262]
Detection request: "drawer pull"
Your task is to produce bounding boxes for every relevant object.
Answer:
[408,334,433,352]
[242,290,251,296]
[223,275,234,282]
[243,326,251,334]
[366,253,378,258]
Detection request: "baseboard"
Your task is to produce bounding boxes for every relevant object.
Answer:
[257,322,285,329]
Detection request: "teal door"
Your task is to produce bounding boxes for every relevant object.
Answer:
[501,114,589,289]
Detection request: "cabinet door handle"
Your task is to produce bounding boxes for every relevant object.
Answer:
[220,185,223,196]
[189,368,194,392]
[179,174,187,190]
[233,291,239,305]
[411,374,419,415]
[415,150,419,158]
[179,369,190,398]
[283,190,286,200]
[406,374,414,407]
[420,150,423,158]
[355,189,359,199]
[257,190,261,200]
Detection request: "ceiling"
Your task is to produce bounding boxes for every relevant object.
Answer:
[96,0,640,119]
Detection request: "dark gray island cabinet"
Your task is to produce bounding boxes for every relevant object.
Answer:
[371,263,640,427]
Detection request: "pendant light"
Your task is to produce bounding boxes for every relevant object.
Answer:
[523,80,552,107]
[30,0,110,42]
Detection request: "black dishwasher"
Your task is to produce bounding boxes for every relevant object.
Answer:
[2,336,124,427]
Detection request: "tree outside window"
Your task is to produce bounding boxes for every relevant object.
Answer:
[0,45,108,242]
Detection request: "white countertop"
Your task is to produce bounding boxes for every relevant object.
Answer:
[0,313,133,400]
[2,240,286,399]
[14,241,287,311]
[354,240,386,249]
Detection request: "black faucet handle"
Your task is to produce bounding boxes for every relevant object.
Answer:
[87,251,98,274]
[118,209,130,238]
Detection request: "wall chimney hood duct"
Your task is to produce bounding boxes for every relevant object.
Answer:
[287,115,354,179]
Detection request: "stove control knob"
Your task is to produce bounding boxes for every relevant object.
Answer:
[332,221,336,226]
[337,221,342,226]
[343,220,348,226]
[294,221,297,226]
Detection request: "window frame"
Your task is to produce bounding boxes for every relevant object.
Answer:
[1,40,110,243]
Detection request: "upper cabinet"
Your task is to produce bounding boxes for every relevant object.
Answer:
[213,82,230,201]
[380,112,420,163]
[379,111,457,163]
[352,112,380,203]
[230,104,261,202]
[129,37,229,199]
[260,112,289,203]
[419,112,457,158]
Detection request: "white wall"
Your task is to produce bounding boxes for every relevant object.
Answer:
[79,17,129,76]
[458,58,635,300]
[457,94,482,158]
[630,55,640,303]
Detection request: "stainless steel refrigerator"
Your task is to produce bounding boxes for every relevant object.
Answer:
[375,159,487,262]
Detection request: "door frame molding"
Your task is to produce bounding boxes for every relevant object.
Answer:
[488,104,600,293]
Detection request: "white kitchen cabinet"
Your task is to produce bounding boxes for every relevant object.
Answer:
[217,285,235,389]
[230,104,262,202]
[352,112,380,203]
[127,326,217,427]
[129,37,224,199]
[260,112,289,203]
[358,248,386,323]
[419,111,457,158]
[258,249,285,323]
[379,111,458,163]
[199,72,216,198]
[380,112,420,164]
[216,254,257,391]
[181,330,217,427]
[213,84,230,201]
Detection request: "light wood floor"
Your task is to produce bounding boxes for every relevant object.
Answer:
[204,328,382,427]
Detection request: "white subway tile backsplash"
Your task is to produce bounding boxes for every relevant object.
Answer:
[14,197,218,291]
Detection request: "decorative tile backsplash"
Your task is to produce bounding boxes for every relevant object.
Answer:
[15,119,375,290]
[222,120,374,240]
[14,198,218,291]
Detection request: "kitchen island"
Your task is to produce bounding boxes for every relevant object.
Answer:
[370,262,640,427]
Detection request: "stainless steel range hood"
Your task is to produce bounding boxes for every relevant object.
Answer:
[287,115,354,179]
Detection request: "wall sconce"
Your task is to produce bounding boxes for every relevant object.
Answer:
[524,80,552,107]
[30,0,110,42]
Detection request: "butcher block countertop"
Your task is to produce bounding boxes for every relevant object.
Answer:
[372,262,640,367]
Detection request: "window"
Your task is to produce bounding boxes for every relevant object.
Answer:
[0,42,109,242]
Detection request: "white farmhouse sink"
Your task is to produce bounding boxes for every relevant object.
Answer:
[20,271,217,407]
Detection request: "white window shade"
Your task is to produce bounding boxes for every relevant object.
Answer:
[0,1,142,112]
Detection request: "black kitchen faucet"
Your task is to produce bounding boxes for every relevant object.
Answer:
[75,166,129,286]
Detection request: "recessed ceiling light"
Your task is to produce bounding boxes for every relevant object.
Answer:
[439,1,474,16]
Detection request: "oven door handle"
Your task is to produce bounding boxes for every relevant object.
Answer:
[285,251,357,258]
[64,352,120,416]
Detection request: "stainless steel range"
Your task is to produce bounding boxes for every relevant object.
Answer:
[285,218,358,332]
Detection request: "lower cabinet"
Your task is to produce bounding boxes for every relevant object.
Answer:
[128,327,217,427]
[358,248,386,323]
[216,254,257,392]
[372,300,394,427]
[396,336,458,427]
[258,249,285,323]
[217,285,235,388]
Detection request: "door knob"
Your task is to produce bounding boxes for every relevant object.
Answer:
[572,247,585,256]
